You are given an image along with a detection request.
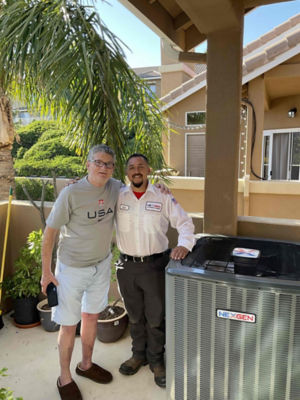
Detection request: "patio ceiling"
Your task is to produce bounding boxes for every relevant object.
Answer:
[118,0,297,236]
[119,0,292,51]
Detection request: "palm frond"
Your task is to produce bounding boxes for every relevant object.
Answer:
[0,0,168,180]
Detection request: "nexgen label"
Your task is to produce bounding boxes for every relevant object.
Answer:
[217,309,256,323]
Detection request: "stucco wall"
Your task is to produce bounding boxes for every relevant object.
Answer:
[167,89,206,175]
[2,201,300,285]
[264,95,300,130]
[167,176,300,220]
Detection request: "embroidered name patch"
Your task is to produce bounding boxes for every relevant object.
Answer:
[145,201,162,212]
[120,204,129,211]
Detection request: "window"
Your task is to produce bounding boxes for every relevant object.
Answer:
[185,133,206,177]
[186,111,206,127]
[145,83,156,97]
[262,130,300,180]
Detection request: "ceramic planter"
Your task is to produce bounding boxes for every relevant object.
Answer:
[97,303,128,343]
[37,299,60,332]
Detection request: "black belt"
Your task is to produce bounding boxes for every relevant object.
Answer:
[120,250,169,263]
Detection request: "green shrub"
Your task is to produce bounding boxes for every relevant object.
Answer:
[14,156,85,178]
[0,368,23,400]
[23,138,76,161]
[16,147,27,160]
[38,128,67,141]
[15,178,55,201]
[1,230,42,300]
[13,121,83,177]
[12,121,57,159]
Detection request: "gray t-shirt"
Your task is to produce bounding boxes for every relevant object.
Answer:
[46,177,121,267]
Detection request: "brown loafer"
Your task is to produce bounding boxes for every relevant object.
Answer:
[75,362,112,384]
[119,357,148,375]
[57,378,82,400]
[150,364,166,388]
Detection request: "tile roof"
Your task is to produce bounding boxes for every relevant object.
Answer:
[161,13,300,110]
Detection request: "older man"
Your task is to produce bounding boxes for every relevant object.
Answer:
[41,144,120,400]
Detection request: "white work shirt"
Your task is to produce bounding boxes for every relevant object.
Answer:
[116,183,195,257]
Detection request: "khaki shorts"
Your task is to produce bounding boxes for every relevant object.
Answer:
[52,253,112,325]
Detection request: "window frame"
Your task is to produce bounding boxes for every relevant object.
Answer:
[262,128,300,181]
[185,111,206,127]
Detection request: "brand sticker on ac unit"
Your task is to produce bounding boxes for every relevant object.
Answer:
[216,309,256,323]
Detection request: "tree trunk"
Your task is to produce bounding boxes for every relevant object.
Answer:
[0,146,15,200]
[0,92,15,200]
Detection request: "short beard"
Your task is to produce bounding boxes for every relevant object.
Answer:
[132,181,143,188]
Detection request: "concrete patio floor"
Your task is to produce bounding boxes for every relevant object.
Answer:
[0,313,166,400]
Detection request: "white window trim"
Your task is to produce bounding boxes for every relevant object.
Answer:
[262,128,300,180]
[185,132,206,176]
[185,110,206,127]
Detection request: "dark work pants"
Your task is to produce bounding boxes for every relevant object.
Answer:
[116,253,169,366]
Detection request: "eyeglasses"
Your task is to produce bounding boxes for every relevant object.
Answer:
[90,159,115,169]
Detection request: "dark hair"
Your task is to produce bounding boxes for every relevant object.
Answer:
[126,153,149,166]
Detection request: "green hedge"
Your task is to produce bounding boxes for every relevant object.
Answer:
[23,138,77,161]
[13,120,84,178]
[14,156,85,178]
[15,178,55,201]
[12,121,58,159]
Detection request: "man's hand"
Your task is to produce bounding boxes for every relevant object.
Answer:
[155,182,171,195]
[170,246,189,260]
[40,273,59,296]
[65,178,80,187]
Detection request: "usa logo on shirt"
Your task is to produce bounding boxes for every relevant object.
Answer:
[98,199,104,206]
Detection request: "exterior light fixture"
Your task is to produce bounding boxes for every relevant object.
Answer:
[288,108,297,118]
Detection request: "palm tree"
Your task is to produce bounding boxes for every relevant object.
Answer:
[0,88,15,200]
[0,0,167,191]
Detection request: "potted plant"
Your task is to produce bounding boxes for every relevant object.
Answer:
[97,298,128,343]
[36,299,60,332]
[2,230,42,328]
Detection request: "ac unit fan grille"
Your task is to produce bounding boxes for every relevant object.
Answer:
[166,274,300,400]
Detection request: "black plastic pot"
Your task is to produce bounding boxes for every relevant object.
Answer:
[14,296,40,326]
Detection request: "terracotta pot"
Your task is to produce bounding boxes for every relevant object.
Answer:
[97,305,128,343]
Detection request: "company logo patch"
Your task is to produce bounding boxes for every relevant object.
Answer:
[145,201,162,212]
[216,309,256,323]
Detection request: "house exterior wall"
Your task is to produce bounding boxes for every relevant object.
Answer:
[166,89,206,175]
[166,71,300,182]
[160,69,195,97]
[1,200,300,303]
[166,177,300,220]
[264,95,300,129]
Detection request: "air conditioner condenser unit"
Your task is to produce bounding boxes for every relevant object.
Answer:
[166,235,300,400]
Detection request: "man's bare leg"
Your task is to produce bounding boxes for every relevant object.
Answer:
[58,325,77,385]
[79,312,99,370]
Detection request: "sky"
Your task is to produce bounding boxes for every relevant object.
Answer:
[96,0,300,68]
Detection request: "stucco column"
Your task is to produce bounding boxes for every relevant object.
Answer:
[204,24,243,235]
[248,77,265,180]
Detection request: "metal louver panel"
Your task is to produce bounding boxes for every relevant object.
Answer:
[166,270,300,400]
[186,134,206,177]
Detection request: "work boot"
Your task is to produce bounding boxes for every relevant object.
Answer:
[119,357,148,375]
[150,364,166,388]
